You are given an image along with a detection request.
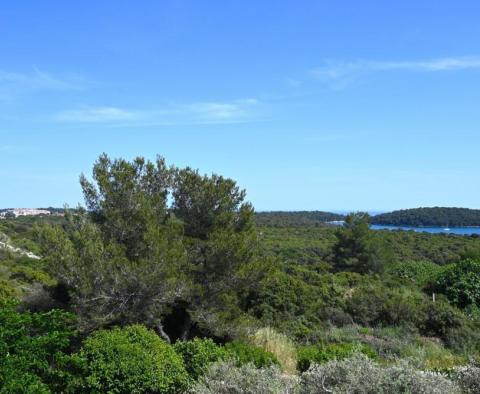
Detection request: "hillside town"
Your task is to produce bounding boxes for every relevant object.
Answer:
[0,208,54,218]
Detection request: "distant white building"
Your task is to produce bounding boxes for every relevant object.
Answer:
[0,208,51,218]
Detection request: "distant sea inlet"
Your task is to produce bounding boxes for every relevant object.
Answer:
[370,224,480,236]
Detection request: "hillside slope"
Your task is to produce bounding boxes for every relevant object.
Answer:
[372,207,480,227]
[255,211,344,227]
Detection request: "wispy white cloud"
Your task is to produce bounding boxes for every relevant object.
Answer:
[53,98,262,126]
[0,68,85,99]
[311,56,480,87]
[186,98,258,121]
[54,106,139,123]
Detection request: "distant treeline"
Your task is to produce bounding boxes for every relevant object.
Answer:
[255,211,345,227]
[372,207,480,227]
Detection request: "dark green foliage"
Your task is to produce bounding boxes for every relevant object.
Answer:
[173,338,226,380]
[224,341,279,368]
[76,325,189,394]
[422,300,480,353]
[9,265,56,286]
[171,166,262,337]
[460,245,480,260]
[248,264,335,338]
[252,259,480,350]
[259,226,334,266]
[38,154,264,339]
[386,260,444,287]
[79,155,174,260]
[435,259,480,308]
[374,229,478,265]
[0,279,18,300]
[255,211,344,227]
[172,338,279,381]
[345,282,428,328]
[297,343,376,372]
[260,225,480,266]
[37,215,187,333]
[372,207,480,227]
[0,300,77,393]
[332,212,388,274]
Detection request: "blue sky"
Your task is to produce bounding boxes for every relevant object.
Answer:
[1,1,480,211]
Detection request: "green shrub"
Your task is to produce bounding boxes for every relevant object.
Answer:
[0,300,77,393]
[10,266,56,286]
[421,299,480,352]
[224,341,279,368]
[435,259,480,308]
[387,260,443,287]
[297,342,376,372]
[443,325,480,354]
[77,325,189,393]
[173,338,226,380]
[346,283,428,329]
[0,279,18,300]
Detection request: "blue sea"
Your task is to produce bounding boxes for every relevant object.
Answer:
[370,224,480,236]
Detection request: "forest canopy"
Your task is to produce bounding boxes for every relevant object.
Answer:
[371,207,480,227]
[255,211,344,227]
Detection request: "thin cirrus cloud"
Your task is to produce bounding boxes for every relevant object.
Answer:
[0,68,85,99]
[53,98,261,126]
[187,98,259,121]
[311,56,480,87]
[54,107,140,123]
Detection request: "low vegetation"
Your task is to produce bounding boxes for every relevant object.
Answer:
[2,154,480,393]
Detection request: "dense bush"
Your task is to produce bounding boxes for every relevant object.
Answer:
[224,341,279,368]
[0,300,77,393]
[332,212,387,274]
[249,266,327,338]
[9,265,56,286]
[0,279,18,300]
[262,224,480,266]
[297,342,376,372]
[300,354,461,394]
[435,259,480,308]
[387,260,443,287]
[174,338,226,380]
[193,361,300,394]
[345,282,428,328]
[76,325,189,393]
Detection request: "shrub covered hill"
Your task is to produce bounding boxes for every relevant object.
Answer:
[372,207,480,227]
[255,210,344,227]
[2,154,480,393]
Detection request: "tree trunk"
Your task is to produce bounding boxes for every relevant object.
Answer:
[155,321,171,343]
